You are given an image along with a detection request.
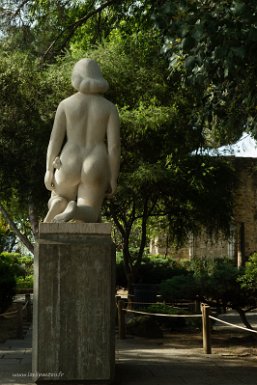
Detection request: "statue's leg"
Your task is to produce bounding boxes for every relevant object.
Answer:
[52,200,77,223]
[52,153,108,223]
[53,182,106,223]
[44,194,68,223]
[44,179,78,223]
[76,183,104,223]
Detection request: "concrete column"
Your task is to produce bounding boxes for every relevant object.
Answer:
[32,223,115,384]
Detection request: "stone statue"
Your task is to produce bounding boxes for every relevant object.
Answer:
[43,58,120,223]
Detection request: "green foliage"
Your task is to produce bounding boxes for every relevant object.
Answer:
[152,1,257,143]
[146,303,186,315]
[16,275,33,289]
[0,2,237,284]
[0,252,26,277]
[0,50,50,221]
[116,254,187,286]
[0,219,16,252]
[18,255,34,276]
[160,274,197,302]
[160,257,257,317]
[145,303,200,330]
[206,259,242,305]
[94,29,236,287]
[137,256,186,284]
[126,315,163,338]
[0,252,33,290]
[189,257,243,306]
[238,253,257,291]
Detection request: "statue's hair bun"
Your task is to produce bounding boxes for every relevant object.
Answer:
[71,58,109,94]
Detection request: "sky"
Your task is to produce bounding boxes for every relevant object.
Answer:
[205,133,257,158]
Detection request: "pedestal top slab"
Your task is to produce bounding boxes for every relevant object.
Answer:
[39,222,112,235]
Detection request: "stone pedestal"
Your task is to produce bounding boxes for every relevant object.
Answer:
[32,223,115,384]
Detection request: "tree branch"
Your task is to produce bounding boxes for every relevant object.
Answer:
[42,0,120,60]
[13,0,31,17]
[0,200,34,254]
[136,197,149,268]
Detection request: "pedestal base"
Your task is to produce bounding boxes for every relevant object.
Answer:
[32,223,115,384]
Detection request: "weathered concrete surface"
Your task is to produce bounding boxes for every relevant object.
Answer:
[32,223,115,383]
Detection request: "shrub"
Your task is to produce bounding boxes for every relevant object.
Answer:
[116,254,188,287]
[137,255,187,284]
[145,303,187,330]
[160,273,197,302]
[126,315,163,338]
[0,252,34,312]
[0,252,26,277]
[0,257,16,313]
[239,252,257,292]
[16,275,33,289]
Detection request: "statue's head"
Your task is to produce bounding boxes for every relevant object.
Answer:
[71,58,109,94]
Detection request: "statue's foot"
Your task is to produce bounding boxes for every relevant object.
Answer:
[53,201,76,223]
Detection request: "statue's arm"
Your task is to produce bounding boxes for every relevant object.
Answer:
[106,105,121,198]
[44,102,66,191]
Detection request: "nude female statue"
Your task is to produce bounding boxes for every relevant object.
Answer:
[43,58,120,223]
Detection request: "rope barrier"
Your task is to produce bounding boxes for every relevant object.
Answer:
[124,308,201,318]
[210,315,257,334]
[118,298,257,354]
[123,305,257,333]
[124,301,188,309]
[0,297,30,319]
[0,310,19,319]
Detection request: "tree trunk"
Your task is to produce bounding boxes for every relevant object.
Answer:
[135,199,149,270]
[28,200,39,236]
[234,307,254,330]
[0,200,34,254]
[122,237,134,294]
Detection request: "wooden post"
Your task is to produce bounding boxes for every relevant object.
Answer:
[156,294,163,303]
[202,304,212,354]
[118,299,126,339]
[115,295,121,326]
[127,294,135,310]
[16,302,24,339]
[194,295,201,313]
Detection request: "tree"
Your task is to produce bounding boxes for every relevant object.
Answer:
[0,0,152,252]
[161,257,257,329]
[151,1,257,145]
[0,3,236,275]
[81,30,236,289]
[0,1,150,60]
[0,50,50,250]
[0,217,16,252]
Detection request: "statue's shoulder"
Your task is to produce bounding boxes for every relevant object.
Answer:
[58,93,81,111]
[100,96,118,110]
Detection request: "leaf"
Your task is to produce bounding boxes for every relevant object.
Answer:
[248,28,257,42]
[231,46,245,59]
[182,36,195,51]
[184,55,196,70]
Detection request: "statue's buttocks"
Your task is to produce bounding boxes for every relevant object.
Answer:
[44,59,120,223]
[56,142,109,189]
